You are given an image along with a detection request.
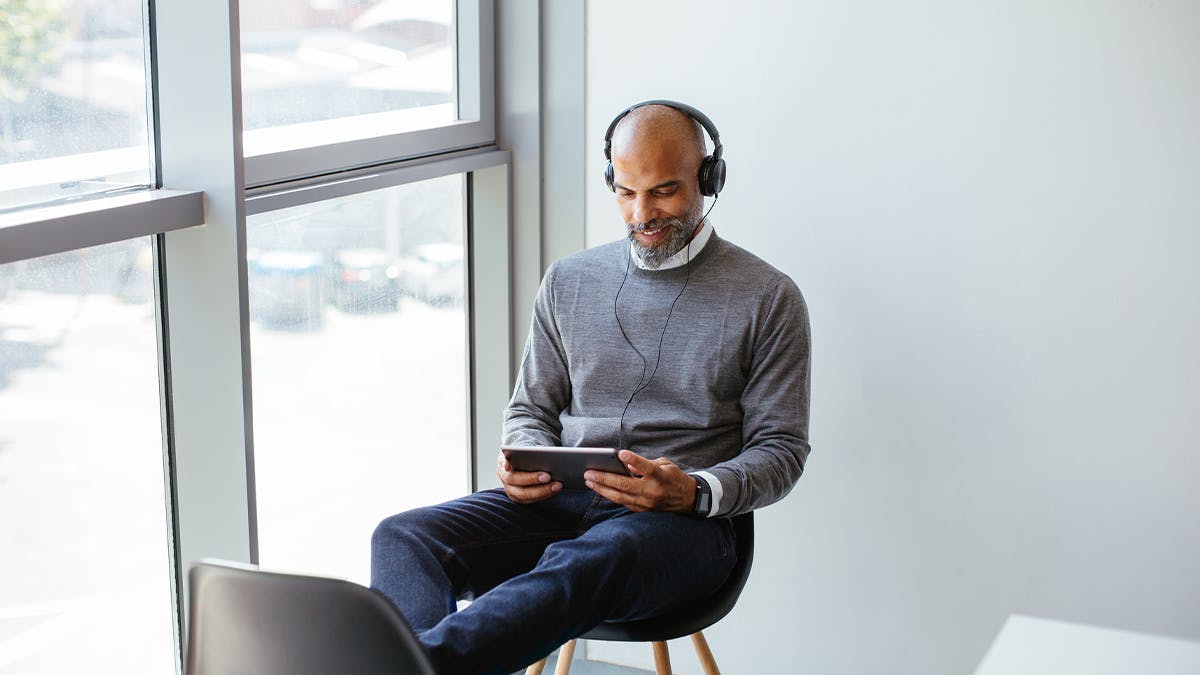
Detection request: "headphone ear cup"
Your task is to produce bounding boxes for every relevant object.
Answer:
[710,157,726,196]
[605,161,616,192]
[698,155,726,197]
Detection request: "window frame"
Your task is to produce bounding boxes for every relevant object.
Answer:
[1,0,506,670]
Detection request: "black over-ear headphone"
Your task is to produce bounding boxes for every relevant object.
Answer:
[603,99,726,197]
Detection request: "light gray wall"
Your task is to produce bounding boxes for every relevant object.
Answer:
[582,1,1200,673]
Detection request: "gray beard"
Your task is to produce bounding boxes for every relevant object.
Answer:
[627,205,704,269]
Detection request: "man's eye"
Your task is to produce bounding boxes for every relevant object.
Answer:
[653,189,676,197]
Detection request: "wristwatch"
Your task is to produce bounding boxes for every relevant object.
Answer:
[691,475,712,517]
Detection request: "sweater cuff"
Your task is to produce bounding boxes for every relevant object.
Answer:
[692,471,723,518]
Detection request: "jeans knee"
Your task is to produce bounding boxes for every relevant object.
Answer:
[610,528,642,560]
[371,509,431,555]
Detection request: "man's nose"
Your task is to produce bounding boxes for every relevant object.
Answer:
[632,195,659,224]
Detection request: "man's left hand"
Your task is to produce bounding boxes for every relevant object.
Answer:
[584,450,696,513]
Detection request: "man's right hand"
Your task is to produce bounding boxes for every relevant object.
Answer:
[496,451,563,504]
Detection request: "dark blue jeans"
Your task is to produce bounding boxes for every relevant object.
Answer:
[370,488,736,675]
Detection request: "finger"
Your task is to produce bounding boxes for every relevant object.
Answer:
[505,479,562,502]
[585,477,648,511]
[496,453,518,478]
[584,467,639,493]
[505,469,554,487]
[617,449,659,476]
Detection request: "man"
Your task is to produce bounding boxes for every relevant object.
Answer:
[372,101,810,675]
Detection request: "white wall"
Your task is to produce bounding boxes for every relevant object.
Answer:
[582,1,1200,673]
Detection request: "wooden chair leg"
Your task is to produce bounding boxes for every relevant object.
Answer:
[690,631,720,675]
[524,656,548,675]
[651,640,672,675]
[553,639,577,675]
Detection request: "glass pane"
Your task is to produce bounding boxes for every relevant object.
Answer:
[239,0,455,155]
[0,0,154,212]
[0,240,175,673]
[247,173,468,583]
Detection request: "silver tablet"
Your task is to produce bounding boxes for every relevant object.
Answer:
[499,446,631,491]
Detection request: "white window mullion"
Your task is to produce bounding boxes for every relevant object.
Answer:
[154,0,257,612]
[467,162,511,491]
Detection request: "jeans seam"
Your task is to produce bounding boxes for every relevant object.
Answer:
[579,492,603,525]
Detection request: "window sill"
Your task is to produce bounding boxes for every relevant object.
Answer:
[0,189,205,265]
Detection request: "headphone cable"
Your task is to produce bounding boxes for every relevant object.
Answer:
[614,197,717,451]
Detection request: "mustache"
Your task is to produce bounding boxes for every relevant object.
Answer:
[627,216,687,234]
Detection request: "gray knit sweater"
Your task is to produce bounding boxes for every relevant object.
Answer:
[503,232,811,516]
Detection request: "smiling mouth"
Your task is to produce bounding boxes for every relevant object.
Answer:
[633,225,669,243]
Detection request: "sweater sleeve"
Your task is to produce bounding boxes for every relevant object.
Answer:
[502,265,572,447]
[707,277,812,516]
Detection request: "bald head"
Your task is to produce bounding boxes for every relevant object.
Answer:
[610,104,708,168]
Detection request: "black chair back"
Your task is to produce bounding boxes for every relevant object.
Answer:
[185,560,436,675]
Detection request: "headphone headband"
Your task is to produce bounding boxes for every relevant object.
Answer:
[603,99,723,163]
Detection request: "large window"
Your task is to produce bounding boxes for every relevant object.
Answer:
[0,0,153,212]
[240,0,455,151]
[0,242,174,674]
[247,174,469,582]
[240,0,494,186]
[0,0,506,670]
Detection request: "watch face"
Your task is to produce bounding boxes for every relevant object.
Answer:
[694,482,711,515]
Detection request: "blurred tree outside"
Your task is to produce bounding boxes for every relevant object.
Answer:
[0,0,67,158]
